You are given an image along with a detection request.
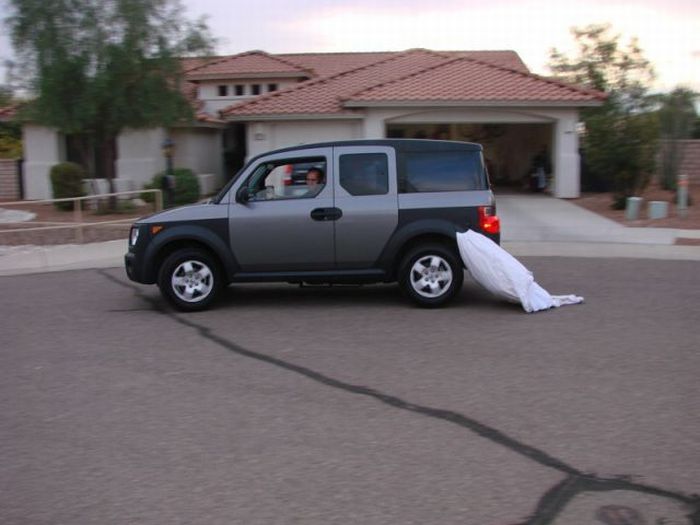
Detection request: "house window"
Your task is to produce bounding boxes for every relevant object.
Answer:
[218,85,228,97]
[267,83,278,92]
[251,84,261,95]
[234,84,244,96]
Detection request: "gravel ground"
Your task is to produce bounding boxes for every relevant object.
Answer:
[572,181,700,231]
[0,200,151,245]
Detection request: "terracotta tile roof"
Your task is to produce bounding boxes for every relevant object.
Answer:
[180,56,221,72]
[185,50,312,80]
[275,50,528,77]
[277,52,402,77]
[222,49,453,117]
[445,50,529,72]
[221,49,603,118]
[344,56,606,105]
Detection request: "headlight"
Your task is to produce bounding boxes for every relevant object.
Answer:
[129,226,140,247]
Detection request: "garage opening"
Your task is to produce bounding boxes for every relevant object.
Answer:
[386,123,554,192]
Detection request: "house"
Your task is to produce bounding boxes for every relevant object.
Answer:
[18,48,605,200]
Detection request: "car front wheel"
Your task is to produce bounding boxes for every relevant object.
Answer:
[158,248,222,311]
[399,244,464,307]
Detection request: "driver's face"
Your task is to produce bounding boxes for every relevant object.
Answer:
[306,171,321,186]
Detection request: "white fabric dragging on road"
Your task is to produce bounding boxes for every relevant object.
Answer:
[456,230,584,313]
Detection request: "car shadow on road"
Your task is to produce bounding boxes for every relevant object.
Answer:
[212,279,520,313]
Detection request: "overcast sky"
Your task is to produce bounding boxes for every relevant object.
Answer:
[2,0,699,93]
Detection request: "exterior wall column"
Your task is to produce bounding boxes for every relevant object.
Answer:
[363,111,388,138]
[22,125,64,200]
[552,112,580,198]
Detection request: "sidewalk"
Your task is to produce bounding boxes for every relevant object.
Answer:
[1,196,699,277]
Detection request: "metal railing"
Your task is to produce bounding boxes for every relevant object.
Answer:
[0,189,162,244]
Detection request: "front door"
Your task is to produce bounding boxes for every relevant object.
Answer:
[227,147,335,272]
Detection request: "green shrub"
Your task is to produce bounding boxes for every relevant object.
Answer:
[49,162,86,210]
[142,168,199,207]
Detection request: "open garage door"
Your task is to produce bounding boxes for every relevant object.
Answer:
[386,123,554,192]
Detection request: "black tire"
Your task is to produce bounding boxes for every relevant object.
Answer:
[398,243,464,308]
[157,248,223,312]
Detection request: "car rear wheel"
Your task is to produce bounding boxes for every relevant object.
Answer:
[399,244,464,308]
[158,248,222,311]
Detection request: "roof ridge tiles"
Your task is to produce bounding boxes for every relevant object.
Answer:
[220,49,432,116]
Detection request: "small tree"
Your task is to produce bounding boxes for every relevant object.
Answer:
[50,162,87,210]
[6,0,216,197]
[549,24,658,206]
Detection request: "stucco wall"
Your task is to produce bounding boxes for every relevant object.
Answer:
[245,120,363,159]
[199,79,299,115]
[171,127,224,188]
[22,124,64,199]
[116,128,168,188]
[118,127,224,190]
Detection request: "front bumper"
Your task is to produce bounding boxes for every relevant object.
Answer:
[124,251,137,281]
[124,249,154,284]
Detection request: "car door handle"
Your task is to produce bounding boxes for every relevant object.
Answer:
[310,207,343,221]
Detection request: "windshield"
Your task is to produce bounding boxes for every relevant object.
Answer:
[211,165,247,204]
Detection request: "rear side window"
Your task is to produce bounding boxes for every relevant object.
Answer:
[401,151,486,193]
[339,153,389,196]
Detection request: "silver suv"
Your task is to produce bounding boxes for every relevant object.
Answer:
[125,139,500,311]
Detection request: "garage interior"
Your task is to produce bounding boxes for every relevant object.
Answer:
[386,123,553,192]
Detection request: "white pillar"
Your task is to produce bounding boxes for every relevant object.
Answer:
[552,114,580,198]
[22,125,64,200]
[363,110,393,138]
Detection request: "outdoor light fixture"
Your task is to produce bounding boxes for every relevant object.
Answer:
[161,137,175,158]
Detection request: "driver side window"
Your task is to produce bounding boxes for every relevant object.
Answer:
[245,157,327,201]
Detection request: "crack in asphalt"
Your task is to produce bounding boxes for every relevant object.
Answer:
[101,270,700,524]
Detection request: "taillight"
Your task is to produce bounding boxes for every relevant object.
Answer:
[283,164,293,185]
[478,206,500,235]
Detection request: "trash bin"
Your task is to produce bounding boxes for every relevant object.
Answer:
[647,201,668,220]
[625,197,642,220]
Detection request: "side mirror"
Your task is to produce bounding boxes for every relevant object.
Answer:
[236,187,251,203]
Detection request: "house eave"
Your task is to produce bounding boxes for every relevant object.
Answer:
[223,113,365,122]
[342,99,604,108]
[188,72,311,82]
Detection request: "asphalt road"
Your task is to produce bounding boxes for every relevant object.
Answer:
[2,258,699,525]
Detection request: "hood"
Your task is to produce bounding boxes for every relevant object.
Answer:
[138,202,227,224]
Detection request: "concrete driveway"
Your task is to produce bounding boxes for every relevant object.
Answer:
[498,194,678,244]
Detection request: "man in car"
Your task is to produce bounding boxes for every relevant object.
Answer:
[305,167,324,196]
